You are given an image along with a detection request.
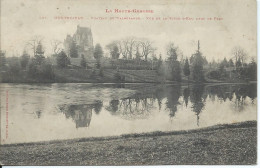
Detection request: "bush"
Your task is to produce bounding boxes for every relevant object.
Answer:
[114,72,122,82]
[28,58,55,80]
[208,70,221,79]
[80,55,87,68]
[20,54,30,69]
[99,68,104,77]
[28,59,38,77]
[90,69,96,79]
[9,58,21,74]
[39,61,55,80]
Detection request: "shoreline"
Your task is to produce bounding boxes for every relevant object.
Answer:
[1,120,256,147]
[0,121,257,165]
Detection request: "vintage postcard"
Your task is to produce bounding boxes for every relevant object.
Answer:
[0,0,257,165]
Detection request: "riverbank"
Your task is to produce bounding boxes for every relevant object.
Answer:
[0,121,256,165]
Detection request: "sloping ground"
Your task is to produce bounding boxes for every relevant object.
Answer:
[53,68,113,83]
[103,69,161,83]
[54,68,93,82]
[53,68,161,83]
[0,121,256,165]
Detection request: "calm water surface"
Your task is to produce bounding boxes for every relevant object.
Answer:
[0,83,257,144]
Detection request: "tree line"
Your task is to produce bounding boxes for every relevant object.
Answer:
[0,35,257,83]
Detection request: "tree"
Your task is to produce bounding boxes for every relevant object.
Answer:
[20,51,30,69]
[228,58,234,67]
[28,58,55,80]
[9,57,21,75]
[118,40,128,59]
[80,55,87,68]
[125,37,136,59]
[51,40,62,55]
[191,41,205,82]
[0,50,6,68]
[247,58,257,81]
[56,51,70,68]
[111,45,120,59]
[26,36,43,57]
[117,37,136,59]
[221,58,229,67]
[139,39,155,61]
[94,43,103,68]
[167,43,178,61]
[232,46,247,68]
[35,41,45,65]
[70,40,78,58]
[135,46,141,60]
[28,59,38,77]
[106,41,120,59]
[236,58,242,68]
[38,59,55,80]
[157,54,165,77]
[172,61,182,81]
[183,58,190,81]
[166,43,181,81]
[152,53,158,61]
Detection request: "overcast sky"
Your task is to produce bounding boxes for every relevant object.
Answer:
[1,0,257,62]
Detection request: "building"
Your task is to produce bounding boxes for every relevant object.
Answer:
[64,25,94,62]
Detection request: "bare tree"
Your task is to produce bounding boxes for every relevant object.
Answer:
[107,37,155,61]
[232,46,247,67]
[139,39,156,61]
[51,40,62,55]
[125,37,136,60]
[118,40,128,59]
[26,36,44,57]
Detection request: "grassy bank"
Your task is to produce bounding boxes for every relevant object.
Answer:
[0,121,257,165]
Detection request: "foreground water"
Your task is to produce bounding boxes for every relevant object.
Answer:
[0,83,256,144]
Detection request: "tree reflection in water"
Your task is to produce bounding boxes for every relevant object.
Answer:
[106,96,157,120]
[165,85,181,118]
[183,87,190,108]
[94,100,103,115]
[57,83,256,128]
[190,85,205,126]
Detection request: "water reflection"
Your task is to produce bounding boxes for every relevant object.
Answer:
[190,85,205,126]
[59,104,93,128]
[59,83,256,128]
[1,83,256,144]
[94,100,103,115]
[166,85,181,118]
[106,97,157,120]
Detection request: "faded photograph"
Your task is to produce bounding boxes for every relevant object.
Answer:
[0,0,257,165]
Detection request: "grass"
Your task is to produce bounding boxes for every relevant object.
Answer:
[0,121,256,165]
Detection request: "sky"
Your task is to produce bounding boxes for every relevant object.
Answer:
[0,0,257,62]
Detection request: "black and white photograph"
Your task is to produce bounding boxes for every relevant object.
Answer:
[0,0,257,165]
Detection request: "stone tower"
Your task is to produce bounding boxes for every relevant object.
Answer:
[64,25,94,60]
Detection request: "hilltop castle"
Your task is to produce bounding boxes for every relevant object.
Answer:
[64,25,94,60]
